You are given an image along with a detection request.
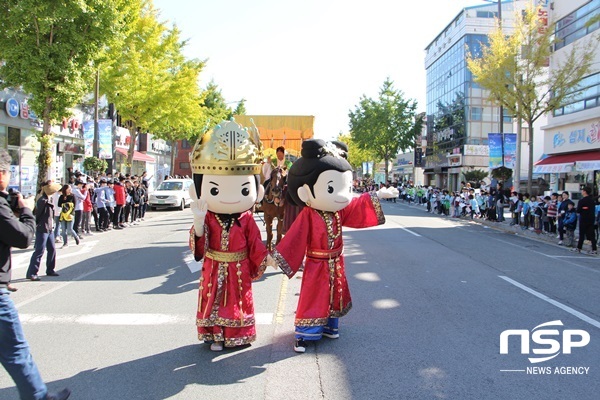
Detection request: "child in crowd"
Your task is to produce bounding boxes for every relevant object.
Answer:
[563,202,578,248]
[521,193,531,230]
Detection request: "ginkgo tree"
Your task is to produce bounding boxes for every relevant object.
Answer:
[467,5,598,193]
[0,0,135,193]
[101,0,205,173]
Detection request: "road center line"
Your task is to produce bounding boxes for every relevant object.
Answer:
[499,275,600,329]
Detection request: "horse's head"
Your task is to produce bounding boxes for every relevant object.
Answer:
[267,167,285,206]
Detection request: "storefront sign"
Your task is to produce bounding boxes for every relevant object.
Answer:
[545,119,600,154]
[5,98,19,118]
[576,161,600,171]
[57,142,84,154]
[533,163,573,174]
[464,145,489,156]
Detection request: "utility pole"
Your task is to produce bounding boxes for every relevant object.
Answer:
[93,69,100,158]
[497,1,503,136]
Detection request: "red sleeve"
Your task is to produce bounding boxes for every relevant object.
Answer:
[244,213,269,280]
[339,192,385,228]
[273,207,311,278]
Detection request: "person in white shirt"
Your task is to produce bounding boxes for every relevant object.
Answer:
[71,180,86,238]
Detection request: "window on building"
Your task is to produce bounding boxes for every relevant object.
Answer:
[470,107,483,121]
[7,127,20,146]
[179,162,190,170]
[553,71,600,117]
[476,11,498,19]
[555,0,600,50]
[181,139,191,149]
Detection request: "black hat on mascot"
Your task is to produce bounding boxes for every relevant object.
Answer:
[286,139,352,206]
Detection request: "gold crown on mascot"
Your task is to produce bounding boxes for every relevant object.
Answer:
[190,118,264,176]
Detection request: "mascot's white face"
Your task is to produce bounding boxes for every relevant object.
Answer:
[200,174,264,214]
[297,170,353,212]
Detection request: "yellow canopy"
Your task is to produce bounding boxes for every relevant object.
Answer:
[233,115,315,157]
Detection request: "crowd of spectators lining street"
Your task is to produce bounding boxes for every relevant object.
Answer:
[353,179,599,256]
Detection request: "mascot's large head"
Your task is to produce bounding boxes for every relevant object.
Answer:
[287,139,353,213]
[190,118,265,214]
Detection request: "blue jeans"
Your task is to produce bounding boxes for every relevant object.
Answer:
[26,231,56,277]
[0,289,48,399]
[53,216,61,238]
[60,220,77,245]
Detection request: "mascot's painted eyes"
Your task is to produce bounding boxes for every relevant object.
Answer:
[327,184,334,194]
[241,187,250,196]
[210,187,219,196]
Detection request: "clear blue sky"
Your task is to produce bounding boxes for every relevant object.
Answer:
[153,0,490,140]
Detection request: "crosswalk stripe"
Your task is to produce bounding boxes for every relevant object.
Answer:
[19,312,274,326]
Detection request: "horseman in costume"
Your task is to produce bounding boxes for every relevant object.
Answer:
[262,146,293,189]
[188,119,276,351]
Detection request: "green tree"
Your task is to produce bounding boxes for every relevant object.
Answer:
[201,81,234,125]
[233,99,247,116]
[101,0,204,173]
[348,78,423,183]
[467,5,598,193]
[336,133,377,171]
[0,0,134,192]
[462,169,488,187]
[83,156,108,174]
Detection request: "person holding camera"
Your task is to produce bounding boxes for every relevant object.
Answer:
[0,150,71,399]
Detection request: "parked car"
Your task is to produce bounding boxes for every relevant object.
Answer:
[148,178,193,210]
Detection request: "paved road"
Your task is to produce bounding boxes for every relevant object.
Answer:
[1,200,598,399]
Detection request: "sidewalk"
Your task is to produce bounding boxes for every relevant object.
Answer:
[397,200,598,254]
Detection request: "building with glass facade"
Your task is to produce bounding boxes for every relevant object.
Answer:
[423,1,526,191]
[537,0,600,199]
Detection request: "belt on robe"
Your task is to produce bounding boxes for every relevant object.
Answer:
[206,249,248,262]
[306,246,343,260]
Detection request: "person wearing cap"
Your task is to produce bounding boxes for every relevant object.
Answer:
[0,150,71,400]
[26,181,63,281]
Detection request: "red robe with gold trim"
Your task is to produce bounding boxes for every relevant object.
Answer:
[190,210,268,347]
[273,192,384,327]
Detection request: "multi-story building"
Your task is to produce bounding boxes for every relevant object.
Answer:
[424,1,531,191]
[536,0,600,199]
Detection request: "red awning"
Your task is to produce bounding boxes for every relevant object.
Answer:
[535,150,600,165]
[115,147,155,163]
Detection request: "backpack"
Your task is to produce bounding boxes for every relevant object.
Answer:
[509,200,516,212]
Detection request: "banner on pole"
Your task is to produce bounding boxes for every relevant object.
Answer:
[488,133,503,169]
[503,133,517,169]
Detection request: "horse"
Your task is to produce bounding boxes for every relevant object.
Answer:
[262,167,286,250]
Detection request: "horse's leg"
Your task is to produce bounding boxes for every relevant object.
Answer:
[276,210,284,244]
[265,212,273,250]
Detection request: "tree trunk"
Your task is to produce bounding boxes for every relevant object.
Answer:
[35,100,53,195]
[127,123,137,175]
[170,140,177,178]
[527,121,534,195]
[384,158,389,184]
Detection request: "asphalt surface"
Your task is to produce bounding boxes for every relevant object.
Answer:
[1,199,598,400]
